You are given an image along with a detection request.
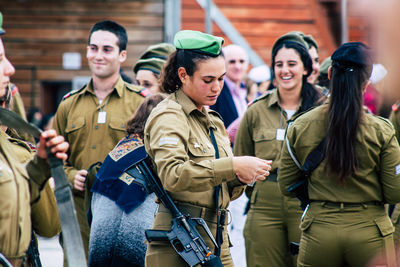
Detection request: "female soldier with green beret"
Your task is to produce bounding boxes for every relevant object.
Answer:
[234,33,323,267]
[278,42,400,267]
[144,30,272,267]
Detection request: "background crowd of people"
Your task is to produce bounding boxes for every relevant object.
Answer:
[1,4,400,267]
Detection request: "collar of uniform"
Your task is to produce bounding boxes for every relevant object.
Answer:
[175,89,216,129]
[80,76,125,98]
[175,89,201,116]
[265,88,280,108]
[267,88,304,112]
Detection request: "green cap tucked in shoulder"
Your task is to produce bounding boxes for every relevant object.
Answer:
[0,12,5,35]
[272,31,308,53]
[174,30,224,56]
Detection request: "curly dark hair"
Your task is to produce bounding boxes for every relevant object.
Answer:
[160,49,224,94]
[126,93,166,137]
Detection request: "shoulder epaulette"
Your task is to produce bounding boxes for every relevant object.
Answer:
[392,101,400,113]
[62,85,85,100]
[248,90,274,107]
[8,137,36,152]
[126,83,150,97]
[10,83,18,96]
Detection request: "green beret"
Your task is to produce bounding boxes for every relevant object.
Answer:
[133,58,166,75]
[174,30,224,56]
[272,31,308,53]
[303,35,318,50]
[139,43,175,60]
[319,57,332,74]
[0,12,5,35]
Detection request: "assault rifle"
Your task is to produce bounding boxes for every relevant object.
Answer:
[125,146,223,267]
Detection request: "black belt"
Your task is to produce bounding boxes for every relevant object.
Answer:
[158,202,229,226]
[312,201,383,208]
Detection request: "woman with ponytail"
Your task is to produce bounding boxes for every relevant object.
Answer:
[278,42,400,267]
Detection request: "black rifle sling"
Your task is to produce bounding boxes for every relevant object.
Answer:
[303,138,326,175]
[209,128,223,257]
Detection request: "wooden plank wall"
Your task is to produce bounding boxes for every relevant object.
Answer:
[181,0,337,67]
[1,0,163,111]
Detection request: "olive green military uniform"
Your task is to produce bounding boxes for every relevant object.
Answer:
[144,89,246,267]
[0,130,52,262]
[389,102,400,261]
[278,103,400,267]
[8,135,61,237]
[234,89,303,267]
[53,76,145,259]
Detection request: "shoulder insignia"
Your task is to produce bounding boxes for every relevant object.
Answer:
[248,90,274,107]
[62,85,85,100]
[10,84,18,96]
[126,83,150,97]
[392,101,400,112]
[138,87,151,97]
[8,137,36,152]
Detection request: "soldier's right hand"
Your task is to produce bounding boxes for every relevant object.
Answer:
[74,169,88,191]
[232,156,272,185]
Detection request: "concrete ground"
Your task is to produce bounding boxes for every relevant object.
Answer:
[38,235,63,267]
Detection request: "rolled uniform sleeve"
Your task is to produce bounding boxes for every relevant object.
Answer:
[277,126,303,198]
[379,129,400,204]
[145,107,236,193]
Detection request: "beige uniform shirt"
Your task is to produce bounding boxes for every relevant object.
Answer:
[8,136,61,238]
[53,76,145,195]
[234,89,301,171]
[279,103,400,204]
[0,130,51,259]
[144,89,244,210]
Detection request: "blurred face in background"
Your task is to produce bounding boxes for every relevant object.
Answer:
[0,38,15,98]
[223,45,249,84]
[135,69,160,94]
[307,46,320,84]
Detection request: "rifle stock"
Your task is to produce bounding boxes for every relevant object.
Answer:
[125,147,222,267]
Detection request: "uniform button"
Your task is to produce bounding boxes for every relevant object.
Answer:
[203,149,207,153]
[95,125,98,129]
[92,145,96,149]
[121,124,125,128]
[71,124,75,128]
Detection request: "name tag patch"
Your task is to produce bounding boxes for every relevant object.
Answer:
[158,137,179,146]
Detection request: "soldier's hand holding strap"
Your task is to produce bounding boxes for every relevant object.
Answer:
[37,129,69,161]
[233,156,272,184]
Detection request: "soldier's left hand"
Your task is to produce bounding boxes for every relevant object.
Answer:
[37,129,69,161]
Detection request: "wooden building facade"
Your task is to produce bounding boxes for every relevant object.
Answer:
[0,0,370,115]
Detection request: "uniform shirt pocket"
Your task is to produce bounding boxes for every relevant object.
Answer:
[253,128,280,159]
[188,138,214,162]
[109,117,126,132]
[65,117,85,134]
